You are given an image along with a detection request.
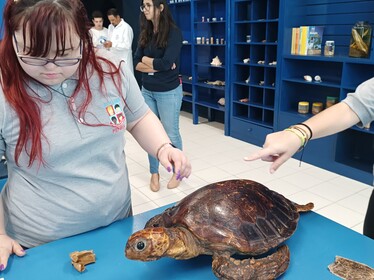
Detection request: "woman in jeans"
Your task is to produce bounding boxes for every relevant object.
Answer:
[134,0,184,192]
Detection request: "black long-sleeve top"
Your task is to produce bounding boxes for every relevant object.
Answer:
[133,26,182,92]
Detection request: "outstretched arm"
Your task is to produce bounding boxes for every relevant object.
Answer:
[244,102,360,173]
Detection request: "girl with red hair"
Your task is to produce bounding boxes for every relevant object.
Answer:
[0,0,191,271]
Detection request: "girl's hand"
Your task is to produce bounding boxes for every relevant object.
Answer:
[158,145,191,181]
[0,234,26,271]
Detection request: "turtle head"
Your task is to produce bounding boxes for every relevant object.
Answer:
[125,227,171,261]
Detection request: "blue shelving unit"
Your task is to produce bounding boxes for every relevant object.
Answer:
[169,1,193,104]
[191,0,230,135]
[169,0,230,135]
[170,0,373,184]
[278,0,374,184]
[229,0,282,146]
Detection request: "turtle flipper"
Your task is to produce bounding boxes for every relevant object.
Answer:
[294,202,314,212]
[212,245,290,280]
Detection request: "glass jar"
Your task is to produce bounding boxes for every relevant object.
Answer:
[298,101,309,114]
[349,21,372,58]
[326,96,338,108]
[324,41,335,56]
[312,102,323,114]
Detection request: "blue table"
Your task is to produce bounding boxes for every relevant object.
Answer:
[1,205,373,280]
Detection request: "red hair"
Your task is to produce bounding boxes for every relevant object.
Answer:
[0,0,123,167]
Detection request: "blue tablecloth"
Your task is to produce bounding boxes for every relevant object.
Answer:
[1,205,373,279]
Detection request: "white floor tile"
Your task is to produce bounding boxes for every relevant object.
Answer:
[308,181,362,202]
[358,187,373,198]
[131,188,151,207]
[193,166,234,182]
[316,204,363,229]
[303,166,339,181]
[127,161,147,176]
[132,201,158,215]
[235,168,278,185]
[153,192,186,208]
[137,185,183,201]
[351,222,364,234]
[216,160,257,175]
[287,191,332,211]
[281,172,324,190]
[266,178,304,197]
[337,194,370,215]
[177,174,209,192]
[328,176,372,190]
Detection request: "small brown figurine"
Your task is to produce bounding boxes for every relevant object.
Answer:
[70,250,96,272]
[125,179,313,279]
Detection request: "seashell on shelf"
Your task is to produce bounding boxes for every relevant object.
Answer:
[210,56,222,66]
[217,97,225,106]
[304,75,312,82]
[314,75,322,82]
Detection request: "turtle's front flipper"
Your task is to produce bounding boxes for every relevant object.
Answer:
[212,245,290,280]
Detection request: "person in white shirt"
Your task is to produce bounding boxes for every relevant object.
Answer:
[105,8,134,73]
[89,10,109,49]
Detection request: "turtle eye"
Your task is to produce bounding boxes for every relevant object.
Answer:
[136,240,146,251]
[152,223,159,227]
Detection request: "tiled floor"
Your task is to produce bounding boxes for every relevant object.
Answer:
[126,111,372,235]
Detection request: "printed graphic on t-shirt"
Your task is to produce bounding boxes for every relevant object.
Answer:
[97,36,107,48]
[105,98,126,133]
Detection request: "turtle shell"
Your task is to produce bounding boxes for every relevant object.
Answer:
[148,179,300,256]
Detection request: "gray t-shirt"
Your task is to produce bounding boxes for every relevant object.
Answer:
[343,77,374,127]
[0,51,148,247]
[343,77,374,184]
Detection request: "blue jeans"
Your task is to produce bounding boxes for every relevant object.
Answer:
[142,85,183,174]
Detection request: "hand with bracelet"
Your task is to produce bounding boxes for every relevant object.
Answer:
[156,142,191,182]
[244,102,362,174]
[244,83,374,240]
[244,123,312,174]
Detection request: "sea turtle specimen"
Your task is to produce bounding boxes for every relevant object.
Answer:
[125,179,313,279]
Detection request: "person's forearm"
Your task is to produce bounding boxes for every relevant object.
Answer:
[127,110,171,158]
[141,56,154,68]
[135,62,157,73]
[302,102,360,139]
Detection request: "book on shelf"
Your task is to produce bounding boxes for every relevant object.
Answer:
[291,27,300,54]
[291,26,324,55]
[299,26,309,55]
[307,26,324,55]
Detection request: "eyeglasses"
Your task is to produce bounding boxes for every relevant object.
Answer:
[13,34,82,67]
[140,3,153,12]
